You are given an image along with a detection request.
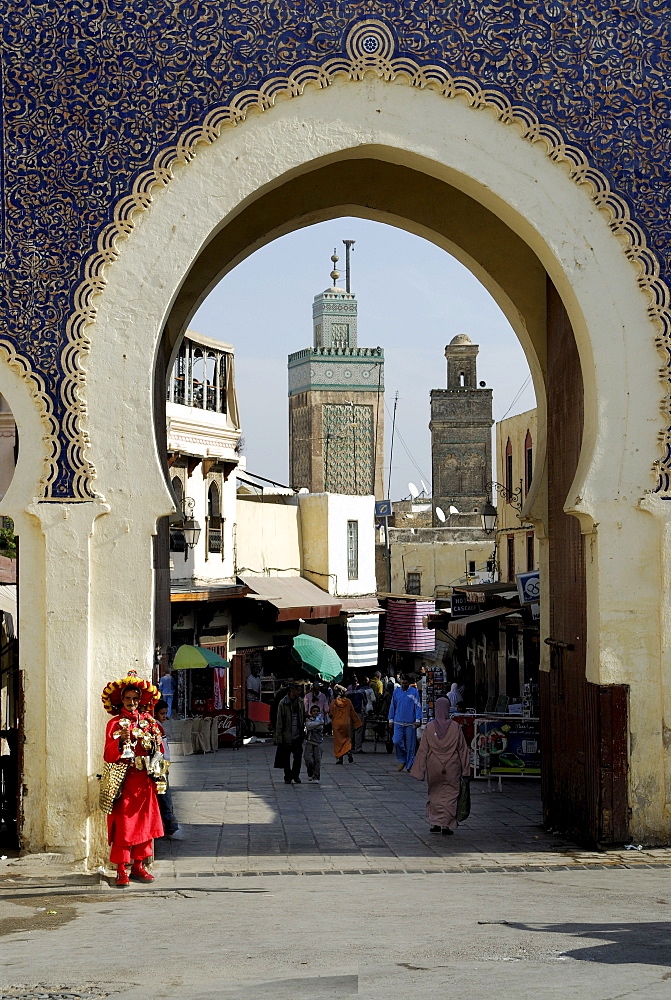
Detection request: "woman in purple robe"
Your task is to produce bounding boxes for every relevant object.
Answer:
[409,696,470,835]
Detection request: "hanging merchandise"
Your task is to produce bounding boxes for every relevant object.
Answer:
[383,599,436,652]
[347,613,381,671]
[421,666,447,724]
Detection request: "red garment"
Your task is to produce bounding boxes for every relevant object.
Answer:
[104,711,164,850]
[109,839,153,865]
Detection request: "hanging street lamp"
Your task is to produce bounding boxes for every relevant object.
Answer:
[181,496,201,549]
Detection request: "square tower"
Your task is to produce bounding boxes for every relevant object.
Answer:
[430,334,493,522]
[288,251,384,498]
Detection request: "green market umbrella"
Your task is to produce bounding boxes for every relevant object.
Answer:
[172,644,229,669]
[291,634,343,683]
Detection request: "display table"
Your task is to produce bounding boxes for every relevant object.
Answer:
[452,713,541,788]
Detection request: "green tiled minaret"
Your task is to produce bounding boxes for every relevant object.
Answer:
[288,247,384,497]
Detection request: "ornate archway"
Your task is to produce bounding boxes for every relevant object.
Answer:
[4,11,670,858]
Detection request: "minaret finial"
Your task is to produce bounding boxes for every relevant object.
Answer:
[343,239,356,293]
[330,248,340,287]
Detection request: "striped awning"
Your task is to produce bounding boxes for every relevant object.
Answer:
[384,599,436,652]
[347,614,381,670]
[447,606,519,638]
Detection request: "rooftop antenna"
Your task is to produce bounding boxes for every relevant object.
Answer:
[387,390,399,500]
[342,239,356,293]
[330,248,340,287]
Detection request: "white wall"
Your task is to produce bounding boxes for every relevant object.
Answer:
[167,401,238,584]
[299,493,376,597]
[235,497,301,577]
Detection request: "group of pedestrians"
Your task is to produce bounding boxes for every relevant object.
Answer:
[273,678,371,782]
[273,672,469,821]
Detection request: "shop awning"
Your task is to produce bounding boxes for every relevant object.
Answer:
[339,597,383,612]
[238,575,342,622]
[170,583,248,602]
[447,606,519,638]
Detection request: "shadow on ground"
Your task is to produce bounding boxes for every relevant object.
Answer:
[502,921,671,966]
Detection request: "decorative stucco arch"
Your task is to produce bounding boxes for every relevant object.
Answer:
[15,66,671,859]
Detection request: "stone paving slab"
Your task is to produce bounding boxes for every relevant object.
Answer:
[152,741,671,878]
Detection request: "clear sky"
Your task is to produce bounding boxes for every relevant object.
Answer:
[191,217,536,499]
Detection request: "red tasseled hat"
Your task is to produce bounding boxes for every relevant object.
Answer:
[101,669,159,716]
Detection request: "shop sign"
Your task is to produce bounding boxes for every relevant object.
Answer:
[516,570,540,605]
[375,500,392,517]
[472,717,541,776]
[451,592,483,618]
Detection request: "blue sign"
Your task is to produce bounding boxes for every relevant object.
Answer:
[375,500,392,517]
[516,571,540,605]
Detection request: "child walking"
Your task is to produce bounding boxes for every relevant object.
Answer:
[303,704,324,783]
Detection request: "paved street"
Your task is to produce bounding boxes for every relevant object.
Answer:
[154,740,670,875]
[2,742,671,1000]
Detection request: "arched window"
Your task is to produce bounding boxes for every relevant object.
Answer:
[208,481,220,520]
[459,371,466,387]
[171,475,184,508]
[207,481,222,555]
[505,438,513,502]
[170,476,186,552]
[525,430,533,495]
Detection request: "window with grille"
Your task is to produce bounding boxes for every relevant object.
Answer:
[505,438,513,502]
[525,430,533,495]
[207,481,222,556]
[526,531,535,572]
[507,535,515,582]
[347,520,359,580]
[406,572,421,595]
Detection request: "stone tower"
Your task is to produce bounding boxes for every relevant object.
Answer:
[430,334,493,523]
[288,249,384,497]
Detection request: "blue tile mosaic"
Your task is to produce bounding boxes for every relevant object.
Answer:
[1,2,670,497]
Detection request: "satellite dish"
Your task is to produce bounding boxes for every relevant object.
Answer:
[436,506,446,522]
[408,482,420,499]
[420,479,429,495]
[449,505,459,514]
[297,487,309,494]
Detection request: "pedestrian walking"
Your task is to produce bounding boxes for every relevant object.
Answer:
[354,677,376,753]
[154,699,184,840]
[376,680,395,744]
[304,680,330,717]
[157,670,176,718]
[329,685,362,764]
[100,670,165,886]
[369,671,384,697]
[303,704,324,782]
[409,696,470,835]
[274,684,305,784]
[388,673,422,772]
[447,682,464,715]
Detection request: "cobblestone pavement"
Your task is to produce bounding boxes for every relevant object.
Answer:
[154,740,671,878]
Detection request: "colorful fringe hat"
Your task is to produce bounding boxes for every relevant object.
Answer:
[101,669,159,716]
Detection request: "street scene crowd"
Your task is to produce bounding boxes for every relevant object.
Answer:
[99,669,471,886]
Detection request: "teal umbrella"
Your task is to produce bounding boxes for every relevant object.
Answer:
[291,634,343,683]
[173,644,229,669]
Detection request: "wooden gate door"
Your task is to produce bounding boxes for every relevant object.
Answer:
[542,280,629,845]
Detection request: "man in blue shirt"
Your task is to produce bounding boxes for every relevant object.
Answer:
[388,674,422,771]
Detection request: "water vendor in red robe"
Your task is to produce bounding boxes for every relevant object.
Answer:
[101,670,164,886]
